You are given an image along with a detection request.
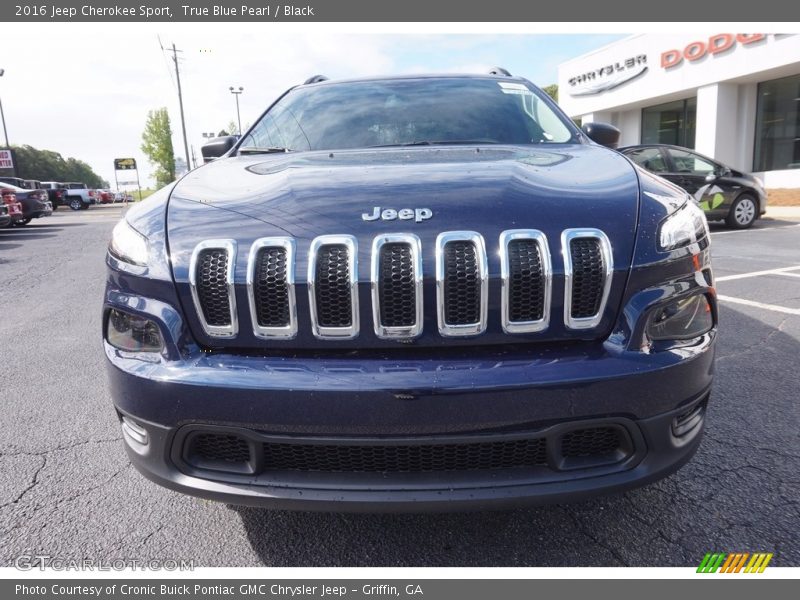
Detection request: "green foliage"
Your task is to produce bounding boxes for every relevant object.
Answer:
[5,145,105,187]
[133,188,154,202]
[542,84,558,103]
[141,108,176,188]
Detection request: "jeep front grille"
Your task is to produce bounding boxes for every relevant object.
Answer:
[189,240,237,338]
[436,232,488,337]
[500,230,551,333]
[371,234,423,339]
[247,237,297,339]
[189,229,614,341]
[308,235,359,339]
[562,229,613,330]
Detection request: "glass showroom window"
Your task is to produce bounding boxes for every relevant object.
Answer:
[641,98,697,148]
[754,74,800,172]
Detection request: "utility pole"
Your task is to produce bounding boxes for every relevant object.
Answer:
[170,43,191,174]
[229,86,244,135]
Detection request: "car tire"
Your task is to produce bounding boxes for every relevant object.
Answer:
[69,199,82,211]
[726,194,758,229]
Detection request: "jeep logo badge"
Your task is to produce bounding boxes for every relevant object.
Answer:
[362,207,433,223]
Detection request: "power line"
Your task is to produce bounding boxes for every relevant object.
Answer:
[156,34,177,92]
[169,42,191,175]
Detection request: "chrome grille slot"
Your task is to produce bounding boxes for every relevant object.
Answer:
[500,230,551,333]
[562,229,613,330]
[436,232,488,337]
[247,237,297,339]
[371,234,423,339]
[189,240,237,338]
[308,235,359,339]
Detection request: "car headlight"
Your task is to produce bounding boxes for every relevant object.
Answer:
[647,294,714,341]
[109,219,149,266]
[659,201,709,251]
[106,309,163,352]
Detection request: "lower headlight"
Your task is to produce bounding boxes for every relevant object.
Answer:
[647,294,713,341]
[107,309,163,352]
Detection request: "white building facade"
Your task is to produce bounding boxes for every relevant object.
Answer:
[557,33,800,188]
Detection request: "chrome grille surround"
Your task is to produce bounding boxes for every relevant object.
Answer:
[561,228,613,330]
[189,239,238,338]
[246,237,297,340]
[435,231,488,337]
[307,235,359,340]
[370,233,423,339]
[499,229,552,334]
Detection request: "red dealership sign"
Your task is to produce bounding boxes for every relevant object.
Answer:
[661,34,766,69]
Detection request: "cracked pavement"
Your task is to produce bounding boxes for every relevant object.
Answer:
[0,207,798,567]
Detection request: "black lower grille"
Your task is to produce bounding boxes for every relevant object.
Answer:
[561,427,622,458]
[315,244,352,328]
[569,238,605,318]
[508,239,545,322]
[262,438,548,473]
[189,433,251,464]
[253,247,290,327]
[379,242,416,327]
[196,248,231,327]
[181,423,634,478]
[443,240,480,325]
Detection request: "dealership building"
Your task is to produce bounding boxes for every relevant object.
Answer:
[557,33,800,188]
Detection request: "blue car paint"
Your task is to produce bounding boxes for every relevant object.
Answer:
[104,76,716,511]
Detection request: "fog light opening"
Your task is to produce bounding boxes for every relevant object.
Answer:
[121,416,149,446]
[672,399,707,438]
[106,308,163,352]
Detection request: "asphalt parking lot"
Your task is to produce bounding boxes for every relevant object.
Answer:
[1,206,798,567]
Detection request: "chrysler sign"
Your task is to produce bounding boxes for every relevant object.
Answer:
[567,54,648,96]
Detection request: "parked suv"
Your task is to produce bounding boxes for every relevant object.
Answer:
[104,73,716,511]
[620,144,767,229]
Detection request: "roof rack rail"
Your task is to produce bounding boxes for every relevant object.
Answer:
[487,67,512,77]
[303,75,329,85]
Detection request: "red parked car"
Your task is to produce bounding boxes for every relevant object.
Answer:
[0,187,25,227]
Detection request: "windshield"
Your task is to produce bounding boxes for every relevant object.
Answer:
[240,78,577,152]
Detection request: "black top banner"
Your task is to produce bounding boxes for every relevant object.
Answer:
[3,0,800,22]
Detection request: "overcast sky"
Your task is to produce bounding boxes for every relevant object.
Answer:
[1,27,621,187]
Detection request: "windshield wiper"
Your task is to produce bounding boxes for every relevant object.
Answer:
[369,139,501,148]
[238,147,292,155]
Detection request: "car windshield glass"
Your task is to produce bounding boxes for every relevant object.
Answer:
[240,78,577,152]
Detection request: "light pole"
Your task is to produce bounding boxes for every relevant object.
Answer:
[229,86,243,135]
[0,69,10,148]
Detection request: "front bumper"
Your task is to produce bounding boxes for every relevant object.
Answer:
[117,397,707,512]
[107,327,714,511]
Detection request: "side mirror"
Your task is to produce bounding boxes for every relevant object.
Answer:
[704,172,718,184]
[201,136,238,162]
[581,122,621,149]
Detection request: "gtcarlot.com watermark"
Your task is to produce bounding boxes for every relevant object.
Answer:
[14,554,195,571]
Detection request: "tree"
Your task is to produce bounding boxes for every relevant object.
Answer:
[6,144,105,188]
[141,108,176,188]
[542,84,558,103]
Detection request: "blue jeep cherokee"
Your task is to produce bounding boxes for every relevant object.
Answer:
[103,73,716,511]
